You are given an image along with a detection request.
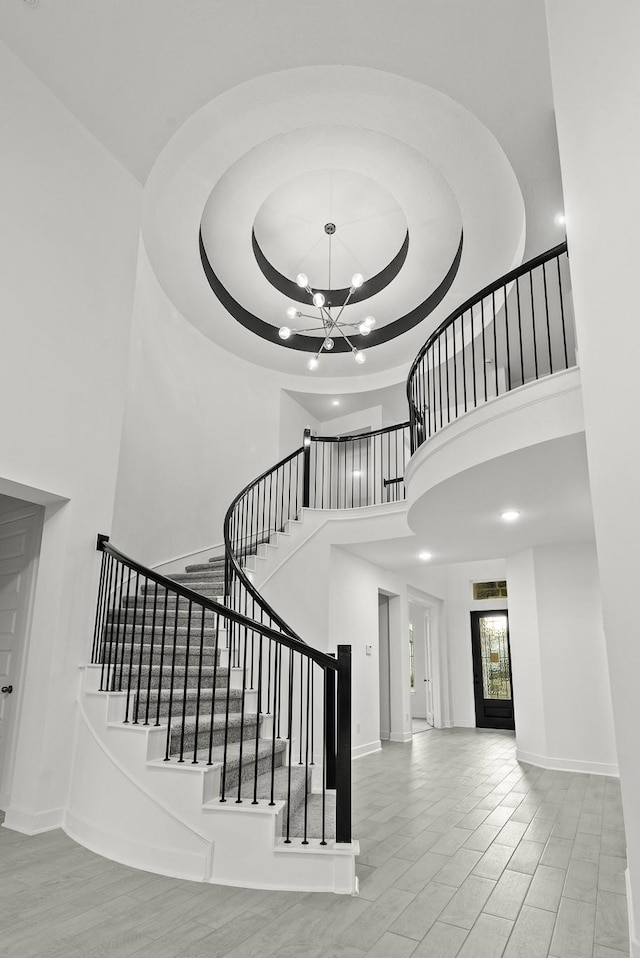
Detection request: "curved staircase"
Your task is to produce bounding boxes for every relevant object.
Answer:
[72,239,576,893]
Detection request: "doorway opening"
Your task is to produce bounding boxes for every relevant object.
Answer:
[0,494,44,809]
[378,594,391,741]
[410,604,434,734]
[470,610,515,730]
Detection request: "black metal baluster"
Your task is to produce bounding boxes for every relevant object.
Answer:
[284,650,295,843]
[470,308,478,408]
[504,282,512,390]
[207,612,221,765]
[557,255,569,369]
[133,576,148,724]
[191,603,206,764]
[530,269,539,380]
[302,655,311,844]
[235,621,250,804]
[542,261,553,374]
[452,318,458,420]
[437,335,443,429]
[492,290,499,396]
[444,324,450,422]
[269,639,279,805]
[252,634,264,804]
[177,600,192,762]
[154,587,169,727]
[163,594,180,761]
[143,581,159,725]
[219,613,235,801]
[516,277,525,384]
[125,571,140,724]
[481,298,488,402]
[117,567,132,692]
[102,555,116,691]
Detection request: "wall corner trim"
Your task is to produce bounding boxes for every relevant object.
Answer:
[515,747,619,778]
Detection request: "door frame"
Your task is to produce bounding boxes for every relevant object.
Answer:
[470,609,515,730]
[0,504,44,809]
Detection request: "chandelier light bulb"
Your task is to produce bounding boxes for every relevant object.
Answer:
[358,322,371,335]
[279,326,292,340]
[286,306,299,320]
[296,272,309,288]
[313,292,326,308]
[323,337,334,351]
[353,349,366,365]
[351,273,364,289]
[307,354,320,371]
[363,315,376,329]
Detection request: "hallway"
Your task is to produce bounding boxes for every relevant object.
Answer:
[0,729,628,957]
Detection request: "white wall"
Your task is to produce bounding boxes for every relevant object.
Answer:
[441,559,508,728]
[508,542,616,774]
[279,392,319,459]
[112,247,291,566]
[0,41,141,830]
[546,4,640,949]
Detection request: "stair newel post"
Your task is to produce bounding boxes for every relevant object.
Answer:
[335,644,352,844]
[324,662,336,790]
[302,428,312,509]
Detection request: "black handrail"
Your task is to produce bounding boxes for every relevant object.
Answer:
[406,241,574,451]
[223,446,306,642]
[92,535,352,844]
[306,422,411,508]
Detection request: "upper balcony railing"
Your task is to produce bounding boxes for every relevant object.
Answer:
[406,242,574,453]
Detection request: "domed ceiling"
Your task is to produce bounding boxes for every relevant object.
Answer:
[142,65,527,381]
[3,0,564,388]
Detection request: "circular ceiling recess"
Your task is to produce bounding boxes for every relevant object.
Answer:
[142,66,526,379]
[199,127,466,354]
[253,169,408,293]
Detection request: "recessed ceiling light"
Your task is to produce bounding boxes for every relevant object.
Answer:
[555,212,566,226]
[500,510,521,522]
[352,470,362,477]
[332,400,340,406]
[418,551,432,561]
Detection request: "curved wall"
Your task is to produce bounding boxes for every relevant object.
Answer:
[405,370,617,776]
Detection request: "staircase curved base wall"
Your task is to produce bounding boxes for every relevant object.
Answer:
[63,667,358,894]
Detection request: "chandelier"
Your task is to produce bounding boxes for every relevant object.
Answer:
[278,222,376,370]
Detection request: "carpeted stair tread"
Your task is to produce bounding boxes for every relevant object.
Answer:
[135,687,245,713]
[286,791,336,841]
[171,737,287,776]
[238,764,308,805]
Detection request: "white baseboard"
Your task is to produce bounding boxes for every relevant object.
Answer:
[389,732,413,743]
[627,869,640,958]
[516,747,619,777]
[2,806,65,834]
[352,740,382,759]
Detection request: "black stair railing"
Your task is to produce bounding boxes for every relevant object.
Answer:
[305,423,411,509]
[407,241,574,452]
[92,535,352,844]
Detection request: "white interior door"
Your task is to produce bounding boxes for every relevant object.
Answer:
[0,506,42,808]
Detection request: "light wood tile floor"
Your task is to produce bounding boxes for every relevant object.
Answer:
[0,728,629,957]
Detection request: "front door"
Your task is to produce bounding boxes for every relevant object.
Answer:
[470,611,514,730]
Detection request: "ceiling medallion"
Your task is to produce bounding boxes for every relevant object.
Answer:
[278,223,375,370]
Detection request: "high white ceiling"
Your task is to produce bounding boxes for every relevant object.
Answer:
[0,0,565,385]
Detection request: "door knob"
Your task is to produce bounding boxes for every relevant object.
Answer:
[1,685,12,694]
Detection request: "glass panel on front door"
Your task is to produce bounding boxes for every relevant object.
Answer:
[470,610,515,730]
[479,615,511,700]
